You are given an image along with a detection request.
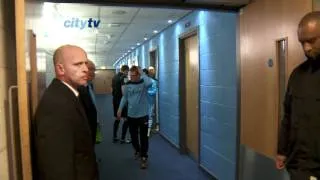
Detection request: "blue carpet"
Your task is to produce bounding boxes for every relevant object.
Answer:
[95,94,213,180]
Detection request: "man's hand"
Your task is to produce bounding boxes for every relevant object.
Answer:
[275,154,286,169]
[117,110,122,120]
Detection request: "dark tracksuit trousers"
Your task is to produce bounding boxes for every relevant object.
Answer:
[127,115,149,158]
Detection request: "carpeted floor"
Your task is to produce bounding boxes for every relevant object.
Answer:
[95,94,213,180]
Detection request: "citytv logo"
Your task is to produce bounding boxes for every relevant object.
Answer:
[63,18,101,30]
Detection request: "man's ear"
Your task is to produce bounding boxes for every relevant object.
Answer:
[55,63,65,75]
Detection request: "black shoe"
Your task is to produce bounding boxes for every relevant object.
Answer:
[120,139,131,144]
[112,138,119,143]
[140,157,148,169]
[134,152,140,160]
[151,128,158,134]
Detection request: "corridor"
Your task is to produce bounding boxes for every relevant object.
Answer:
[0,0,314,180]
[95,94,214,180]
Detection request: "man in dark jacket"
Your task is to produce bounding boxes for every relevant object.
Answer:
[112,65,130,143]
[78,60,97,144]
[277,11,320,180]
[33,45,97,180]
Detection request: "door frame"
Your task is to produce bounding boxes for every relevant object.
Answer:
[178,27,200,163]
[149,47,159,77]
[275,37,288,147]
[149,47,160,130]
[15,0,33,179]
[28,30,39,116]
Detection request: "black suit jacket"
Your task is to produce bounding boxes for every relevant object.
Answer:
[33,78,97,180]
[78,85,97,144]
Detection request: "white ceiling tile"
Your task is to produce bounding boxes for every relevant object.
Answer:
[55,3,99,17]
[100,6,140,18]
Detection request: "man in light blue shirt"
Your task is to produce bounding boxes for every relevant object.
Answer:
[117,66,152,169]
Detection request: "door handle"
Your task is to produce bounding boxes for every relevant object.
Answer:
[9,85,18,124]
[8,85,18,180]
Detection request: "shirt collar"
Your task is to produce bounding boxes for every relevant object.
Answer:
[61,80,79,97]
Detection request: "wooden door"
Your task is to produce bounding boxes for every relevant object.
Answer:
[184,34,199,161]
[93,69,115,94]
[28,30,39,116]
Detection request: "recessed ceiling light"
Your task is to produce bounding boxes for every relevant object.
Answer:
[128,50,131,52]
[144,37,148,41]
[153,30,158,34]
[105,34,113,39]
[131,47,135,49]
[168,20,173,24]
[136,43,141,46]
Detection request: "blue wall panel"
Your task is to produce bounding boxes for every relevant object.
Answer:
[198,10,237,180]
[115,10,238,180]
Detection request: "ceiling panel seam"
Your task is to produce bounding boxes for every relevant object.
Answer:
[110,8,141,59]
[94,6,101,58]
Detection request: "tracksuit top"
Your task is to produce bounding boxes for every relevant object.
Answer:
[119,75,152,118]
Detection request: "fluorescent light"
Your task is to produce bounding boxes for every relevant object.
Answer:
[100,66,106,69]
[108,23,121,27]
[131,47,135,49]
[168,20,173,24]
[144,37,148,41]
[136,43,141,46]
[111,10,127,15]
[153,30,158,34]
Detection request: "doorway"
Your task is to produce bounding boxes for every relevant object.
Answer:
[93,69,116,94]
[179,29,200,162]
[149,48,159,130]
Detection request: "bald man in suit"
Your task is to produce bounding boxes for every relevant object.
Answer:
[33,45,97,180]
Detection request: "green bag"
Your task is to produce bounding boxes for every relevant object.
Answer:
[95,124,103,144]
